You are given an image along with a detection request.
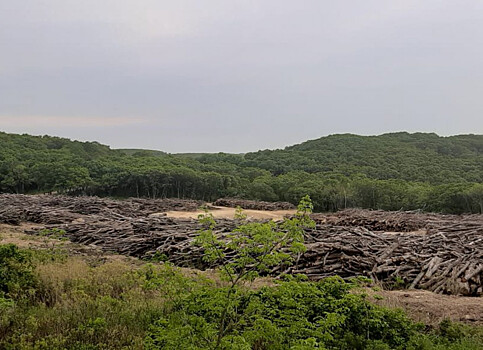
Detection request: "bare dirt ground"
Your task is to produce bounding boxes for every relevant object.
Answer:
[0,223,51,248]
[164,205,296,221]
[368,288,483,325]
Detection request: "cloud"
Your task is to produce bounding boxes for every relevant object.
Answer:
[0,116,149,128]
[0,1,482,152]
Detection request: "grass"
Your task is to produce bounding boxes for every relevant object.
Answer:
[1,252,209,349]
[0,232,482,349]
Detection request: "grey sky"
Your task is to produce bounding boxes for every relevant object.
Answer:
[1,1,483,153]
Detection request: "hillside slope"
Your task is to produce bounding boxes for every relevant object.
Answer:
[241,132,483,183]
[1,131,482,213]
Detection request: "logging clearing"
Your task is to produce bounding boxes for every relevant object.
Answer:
[0,194,481,296]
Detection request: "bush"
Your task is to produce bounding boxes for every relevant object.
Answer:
[0,244,37,300]
[1,244,482,350]
[146,277,418,349]
[0,248,205,349]
[405,319,483,350]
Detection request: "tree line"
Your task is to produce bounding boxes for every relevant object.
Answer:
[0,131,482,213]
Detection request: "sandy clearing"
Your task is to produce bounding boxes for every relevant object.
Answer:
[164,206,296,221]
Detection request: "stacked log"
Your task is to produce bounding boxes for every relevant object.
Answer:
[213,198,295,211]
[286,223,483,296]
[311,208,482,232]
[37,217,237,268]
[0,194,203,224]
[1,194,481,296]
[29,218,481,296]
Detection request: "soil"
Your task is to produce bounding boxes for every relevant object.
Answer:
[367,288,483,325]
[164,205,296,221]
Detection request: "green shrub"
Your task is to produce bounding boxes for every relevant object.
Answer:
[1,244,482,350]
[145,277,419,349]
[0,244,37,300]
[404,319,483,350]
[38,228,67,240]
[192,196,315,348]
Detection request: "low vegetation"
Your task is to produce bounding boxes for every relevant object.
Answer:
[1,200,482,349]
[0,244,482,349]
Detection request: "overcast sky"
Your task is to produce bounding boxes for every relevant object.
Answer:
[1,1,483,153]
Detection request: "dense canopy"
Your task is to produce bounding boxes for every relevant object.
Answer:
[1,131,482,214]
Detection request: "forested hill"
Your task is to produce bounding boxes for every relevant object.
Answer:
[1,131,482,214]
[242,133,483,183]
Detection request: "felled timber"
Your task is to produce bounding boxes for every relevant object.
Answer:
[0,193,203,224]
[311,208,483,232]
[0,194,481,296]
[287,223,483,296]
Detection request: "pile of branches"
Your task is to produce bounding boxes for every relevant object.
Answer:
[1,194,481,296]
[213,198,295,211]
[311,208,483,232]
[31,216,482,296]
[284,222,483,296]
[0,194,203,225]
[33,216,238,269]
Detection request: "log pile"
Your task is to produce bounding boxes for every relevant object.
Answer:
[213,198,295,211]
[285,222,483,295]
[34,216,238,269]
[0,194,481,296]
[0,194,203,224]
[311,208,482,232]
[32,218,481,296]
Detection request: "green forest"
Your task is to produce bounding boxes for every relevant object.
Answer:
[1,131,482,214]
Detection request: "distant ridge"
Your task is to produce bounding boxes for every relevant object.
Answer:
[241,132,483,183]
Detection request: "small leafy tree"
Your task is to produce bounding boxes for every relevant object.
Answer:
[194,196,315,348]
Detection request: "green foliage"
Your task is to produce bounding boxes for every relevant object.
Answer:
[144,251,169,263]
[146,277,418,349]
[1,131,483,213]
[247,133,483,184]
[194,196,314,284]
[0,249,204,349]
[146,278,483,349]
[406,319,483,350]
[193,196,315,347]
[0,243,482,349]
[0,244,37,300]
[38,228,67,240]
[388,276,408,290]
